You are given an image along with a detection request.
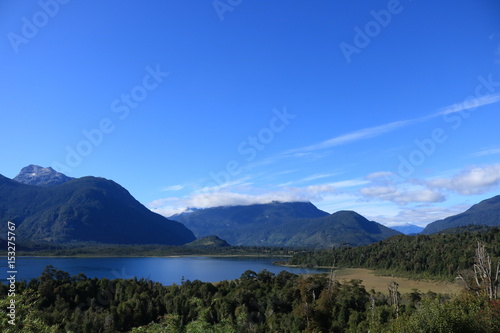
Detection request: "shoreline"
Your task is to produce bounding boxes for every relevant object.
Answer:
[6,253,294,259]
[5,256,462,294]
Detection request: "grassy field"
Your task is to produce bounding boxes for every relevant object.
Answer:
[333,268,462,295]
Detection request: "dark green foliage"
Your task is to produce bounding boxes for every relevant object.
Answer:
[437,224,495,234]
[172,202,400,247]
[3,240,303,257]
[289,227,500,280]
[277,210,402,248]
[184,235,231,247]
[422,195,500,234]
[0,175,195,245]
[388,293,500,332]
[1,266,499,332]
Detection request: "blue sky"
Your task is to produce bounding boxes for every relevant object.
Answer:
[1,0,500,226]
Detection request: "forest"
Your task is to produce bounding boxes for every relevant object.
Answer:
[7,239,303,257]
[1,226,500,332]
[1,264,499,332]
[287,226,500,281]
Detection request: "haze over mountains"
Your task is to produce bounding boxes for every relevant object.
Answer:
[1,165,499,248]
[391,224,425,235]
[170,202,401,247]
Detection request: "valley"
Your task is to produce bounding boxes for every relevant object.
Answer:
[1,165,499,332]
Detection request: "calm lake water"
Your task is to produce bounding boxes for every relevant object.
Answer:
[1,256,328,285]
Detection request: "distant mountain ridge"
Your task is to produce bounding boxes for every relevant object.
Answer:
[1,169,195,245]
[170,202,400,247]
[172,201,330,227]
[13,164,74,186]
[171,201,329,244]
[267,210,402,247]
[391,224,424,235]
[422,195,500,234]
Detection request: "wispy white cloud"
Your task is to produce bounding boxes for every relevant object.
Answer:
[285,119,415,155]
[148,197,179,208]
[271,169,299,176]
[435,93,500,116]
[161,184,185,191]
[427,164,500,195]
[472,147,500,157]
[149,190,309,217]
[360,185,445,205]
[359,170,445,205]
[311,192,446,225]
[330,179,370,188]
[148,197,185,216]
[299,173,338,183]
[280,177,368,190]
[148,181,341,217]
[281,94,500,159]
[276,181,295,187]
[187,191,307,210]
[149,174,378,218]
[313,192,386,215]
[195,176,254,193]
[357,164,500,221]
[150,164,499,226]
[150,89,500,218]
[366,203,472,227]
[365,171,395,180]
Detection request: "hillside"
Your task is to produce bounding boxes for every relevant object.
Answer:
[0,174,195,245]
[171,202,400,247]
[289,226,500,280]
[251,210,402,248]
[184,235,231,247]
[171,201,329,245]
[422,195,500,234]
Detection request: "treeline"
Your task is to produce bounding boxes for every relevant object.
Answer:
[288,226,500,280]
[1,266,499,332]
[8,241,304,257]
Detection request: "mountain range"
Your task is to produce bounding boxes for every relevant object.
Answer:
[170,202,401,247]
[3,164,499,247]
[391,224,424,235]
[421,195,500,234]
[0,171,195,245]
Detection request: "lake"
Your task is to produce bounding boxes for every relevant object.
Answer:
[1,256,328,285]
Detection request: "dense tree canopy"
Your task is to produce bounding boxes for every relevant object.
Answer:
[1,265,499,332]
[2,226,500,332]
[289,227,500,280]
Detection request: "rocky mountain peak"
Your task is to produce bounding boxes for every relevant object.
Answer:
[13,164,74,187]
